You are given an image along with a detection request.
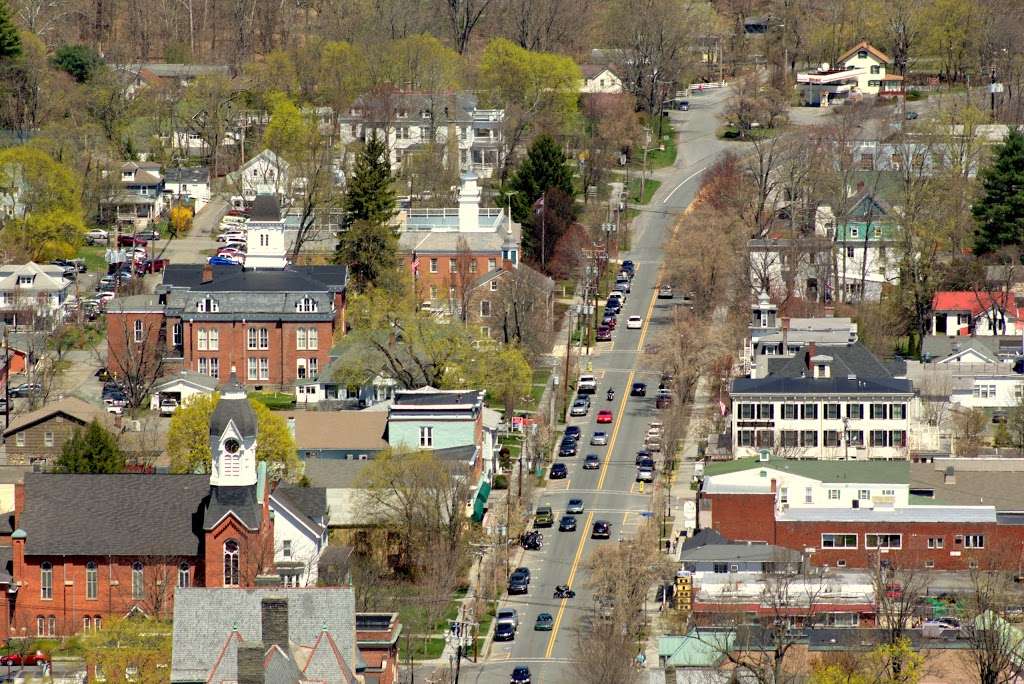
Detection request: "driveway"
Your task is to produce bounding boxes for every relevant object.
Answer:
[157,196,226,265]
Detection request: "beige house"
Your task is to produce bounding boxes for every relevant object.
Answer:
[2,397,115,467]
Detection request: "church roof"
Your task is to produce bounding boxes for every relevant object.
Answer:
[210,374,258,438]
[19,473,210,556]
[251,194,282,222]
[203,485,262,531]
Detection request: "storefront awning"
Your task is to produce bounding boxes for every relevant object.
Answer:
[471,477,492,522]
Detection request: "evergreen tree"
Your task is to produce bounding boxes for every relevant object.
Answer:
[342,133,395,227]
[0,1,20,60]
[50,44,103,83]
[973,127,1024,254]
[55,420,126,474]
[334,219,401,293]
[508,134,577,266]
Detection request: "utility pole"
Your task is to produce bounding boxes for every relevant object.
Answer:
[540,189,547,268]
[3,328,8,431]
[991,65,998,119]
[561,306,574,421]
[445,606,476,684]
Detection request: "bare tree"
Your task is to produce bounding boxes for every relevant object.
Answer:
[102,316,169,410]
[961,560,1024,684]
[438,0,494,54]
[869,552,932,677]
[447,237,478,323]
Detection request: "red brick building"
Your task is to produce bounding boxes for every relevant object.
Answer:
[5,376,275,638]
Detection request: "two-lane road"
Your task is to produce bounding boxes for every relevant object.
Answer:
[457,88,733,684]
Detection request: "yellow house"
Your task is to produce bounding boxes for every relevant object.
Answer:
[837,41,903,97]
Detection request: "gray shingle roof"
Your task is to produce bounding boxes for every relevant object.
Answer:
[771,343,901,380]
[161,264,347,293]
[393,389,481,406]
[203,485,261,531]
[251,194,281,222]
[170,587,359,683]
[731,376,913,395]
[302,459,371,489]
[209,381,258,438]
[19,473,210,556]
[680,543,803,563]
[271,485,327,535]
[164,167,210,184]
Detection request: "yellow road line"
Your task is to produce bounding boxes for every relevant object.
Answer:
[543,288,660,659]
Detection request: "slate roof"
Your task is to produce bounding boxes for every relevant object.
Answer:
[203,485,261,531]
[731,375,913,396]
[164,167,210,184]
[251,194,282,222]
[19,473,210,556]
[0,546,12,584]
[209,378,258,438]
[2,397,114,437]
[302,458,371,489]
[161,263,347,293]
[170,588,359,683]
[769,342,903,380]
[393,389,482,407]
[271,484,328,535]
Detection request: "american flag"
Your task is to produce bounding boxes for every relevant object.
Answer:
[410,251,420,277]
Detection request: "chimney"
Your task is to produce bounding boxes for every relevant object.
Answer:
[770,478,777,493]
[261,596,289,654]
[236,642,265,684]
[805,341,817,369]
[944,466,956,485]
[201,264,214,284]
[457,171,481,232]
[781,317,790,349]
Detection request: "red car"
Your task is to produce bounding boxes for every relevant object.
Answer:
[117,235,148,247]
[0,651,49,666]
[596,410,613,424]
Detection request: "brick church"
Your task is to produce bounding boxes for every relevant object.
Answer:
[0,374,275,639]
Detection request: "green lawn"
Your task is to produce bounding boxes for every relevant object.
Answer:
[76,244,108,273]
[717,125,778,141]
[399,636,446,660]
[249,391,296,410]
[645,121,677,169]
[627,177,662,205]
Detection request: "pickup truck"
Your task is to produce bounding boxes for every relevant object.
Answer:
[577,374,597,394]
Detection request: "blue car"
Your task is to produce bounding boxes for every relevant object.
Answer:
[208,255,240,266]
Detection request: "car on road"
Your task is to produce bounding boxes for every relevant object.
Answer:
[583,454,601,470]
[602,313,617,329]
[559,515,577,532]
[658,284,673,299]
[508,572,529,595]
[631,382,647,397]
[604,299,621,315]
[513,567,531,584]
[592,520,611,539]
[590,431,608,446]
[608,290,625,305]
[549,463,568,479]
[117,234,147,247]
[564,426,582,441]
[497,609,519,630]
[636,466,654,483]
[494,622,516,641]
[0,652,48,667]
[621,260,635,276]
[615,275,631,292]
[626,315,643,329]
[595,325,612,342]
[566,498,585,514]
[596,409,613,424]
[534,613,554,631]
[510,666,532,684]
[577,374,597,394]
[8,383,42,398]
[135,229,161,241]
[656,390,673,409]
[534,505,554,527]
[558,439,577,457]
[570,397,590,416]
[209,255,241,266]
[613,282,629,297]
[84,229,109,244]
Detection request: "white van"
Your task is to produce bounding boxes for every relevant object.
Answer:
[577,374,598,394]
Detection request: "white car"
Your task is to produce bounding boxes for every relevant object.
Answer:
[85,229,109,244]
[217,232,246,243]
[626,315,643,329]
[220,215,249,226]
[577,374,598,394]
[159,398,179,416]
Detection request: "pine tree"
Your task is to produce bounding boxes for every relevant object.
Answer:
[508,134,577,266]
[342,133,396,227]
[334,219,401,293]
[0,1,20,61]
[973,127,1024,254]
[55,420,126,474]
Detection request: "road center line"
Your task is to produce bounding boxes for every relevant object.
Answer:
[662,166,706,204]
[543,510,593,659]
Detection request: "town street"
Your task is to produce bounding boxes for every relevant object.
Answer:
[450,88,733,684]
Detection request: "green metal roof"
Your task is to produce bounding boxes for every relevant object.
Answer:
[704,458,909,484]
[658,630,733,667]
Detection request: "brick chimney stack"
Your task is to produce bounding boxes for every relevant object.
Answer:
[805,341,817,369]
[236,643,265,684]
[201,264,214,284]
[261,596,289,654]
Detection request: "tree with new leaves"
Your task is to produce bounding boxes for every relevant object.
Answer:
[169,205,193,236]
[166,393,299,481]
[973,128,1024,255]
[0,0,21,60]
[79,616,171,684]
[55,420,125,474]
[508,134,575,266]
[342,133,395,228]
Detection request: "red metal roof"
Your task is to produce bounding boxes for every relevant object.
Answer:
[931,291,1020,318]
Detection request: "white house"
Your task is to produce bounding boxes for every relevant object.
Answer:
[797,41,903,106]
[228,149,290,200]
[950,376,1024,409]
[0,262,73,329]
[931,291,1023,337]
[268,484,329,587]
[149,370,218,411]
[580,65,624,94]
[163,167,211,213]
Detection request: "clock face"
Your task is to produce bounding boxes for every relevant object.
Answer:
[224,438,240,454]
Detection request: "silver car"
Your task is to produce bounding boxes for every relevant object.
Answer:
[636,467,654,483]
[590,431,609,446]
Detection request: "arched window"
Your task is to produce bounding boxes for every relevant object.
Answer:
[296,297,317,313]
[224,540,240,586]
[178,562,190,588]
[83,616,91,631]
[48,616,56,636]
[131,562,144,599]
[40,562,52,599]
[94,615,102,631]
[86,561,98,600]
[35,616,44,637]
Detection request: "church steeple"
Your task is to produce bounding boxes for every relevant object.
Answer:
[209,369,258,487]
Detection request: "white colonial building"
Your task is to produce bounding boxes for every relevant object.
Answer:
[268,485,330,587]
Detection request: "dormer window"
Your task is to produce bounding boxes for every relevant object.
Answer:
[296,297,318,313]
[197,298,219,313]
[17,275,32,285]
[858,50,868,59]
[396,109,409,119]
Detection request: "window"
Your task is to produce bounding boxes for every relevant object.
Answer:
[821,534,857,549]
[713,563,728,573]
[197,298,218,312]
[132,562,144,599]
[804,487,813,504]
[757,404,774,419]
[858,49,868,58]
[480,300,491,317]
[40,562,52,599]
[178,562,190,588]
[210,358,219,378]
[870,65,881,74]
[873,226,882,238]
[871,404,888,420]
[780,487,788,503]
[297,358,308,379]
[306,328,318,350]
[890,404,906,420]
[858,489,870,500]
[847,430,864,446]
[469,260,477,273]
[739,404,755,420]
[755,431,774,447]
[224,540,240,586]
[86,561,97,599]
[297,328,307,350]
[737,430,754,446]
[134,319,143,343]
[801,404,817,420]
[283,540,292,558]
[309,358,318,377]
[208,329,219,351]
[969,560,979,569]
[419,426,433,447]
[17,275,33,285]
[36,616,50,637]
[15,433,24,447]
[828,489,840,500]
[248,357,258,380]
[868,80,881,88]
[83,617,92,632]
[837,559,847,568]
[296,297,318,313]
[824,430,840,447]
[890,431,907,447]
[847,246,855,258]
[928,537,944,549]
[782,404,797,420]
[870,430,888,447]
[964,534,985,549]
[801,431,818,447]
[925,560,935,568]
[847,404,864,420]
[865,533,902,549]
[44,431,53,447]
[850,227,860,238]
[198,329,208,350]
[780,431,798,447]
[490,280,499,291]
[450,259,458,274]
[259,358,269,380]
[172,323,182,346]
[881,489,895,496]
[825,404,841,420]
[429,258,438,273]
[488,258,497,270]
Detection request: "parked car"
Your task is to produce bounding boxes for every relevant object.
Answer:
[496,609,519,630]
[595,325,612,342]
[136,229,161,241]
[209,256,241,266]
[8,383,42,398]
[494,622,516,641]
[84,229,109,244]
[564,426,582,441]
[508,569,530,594]
[635,449,652,465]
[138,258,170,274]
[656,390,673,409]
[549,463,568,479]
[534,506,554,527]
[217,232,247,243]
[592,520,611,539]
[577,374,597,394]
[602,313,617,329]
[658,285,673,299]
[615,276,631,293]
[621,260,635,276]
[590,431,608,446]
[636,466,654,483]
[159,398,179,416]
[0,651,49,666]
[570,397,590,417]
[117,234,147,247]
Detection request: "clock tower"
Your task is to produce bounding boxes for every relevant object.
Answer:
[208,370,258,487]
